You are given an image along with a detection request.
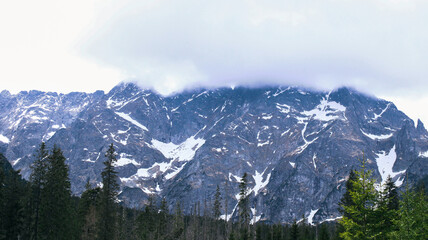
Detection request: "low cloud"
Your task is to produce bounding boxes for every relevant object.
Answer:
[80,0,428,97]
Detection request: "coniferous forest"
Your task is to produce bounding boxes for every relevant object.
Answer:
[0,143,426,240]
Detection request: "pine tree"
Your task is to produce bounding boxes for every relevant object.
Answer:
[238,172,250,240]
[339,158,379,239]
[39,145,73,240]
[97,143,120,240]
[29,142,49,240]
[213,184,222,219]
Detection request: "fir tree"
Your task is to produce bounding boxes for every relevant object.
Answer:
[391,183,428,239]
[173,201,184,239]
[339,169,357,219]
[238,172,250,240]
[0,156,4,239]
[29,142,49,240]
[339,158,379,240]
[375,175,399,238]
[97,143,120,240]
[290,219,298,240]
[39,145,73,240]
[157,197,168,239]
[213,184,222,219]
[78,179,100,240]
[2,168,25,239]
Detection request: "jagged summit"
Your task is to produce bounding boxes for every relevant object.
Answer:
[0,83,426,223]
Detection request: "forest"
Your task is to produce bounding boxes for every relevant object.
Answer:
[0,142,426,240]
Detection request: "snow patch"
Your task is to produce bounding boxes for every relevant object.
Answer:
[373,103,391,120]
[0,134,10,143]
[252,169,271,196]
[114,153,141,167]
[361,129,393,140]
[12,158,21,166]
[419,150,428,158]
[312,153,317,169]
[308,209,319,225]
[82,158,96,163]
[151,136,205,162]
[375,145,406,185]
[276,103,291,114]
[261,114,273,120]
[302,98,346,121]
[115,112,148,131]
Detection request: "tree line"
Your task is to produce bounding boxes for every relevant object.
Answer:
[0,143,426,239]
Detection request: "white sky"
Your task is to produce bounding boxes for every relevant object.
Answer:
[0,0,427,125]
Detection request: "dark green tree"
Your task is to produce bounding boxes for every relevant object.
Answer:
[2,168,25,239]
[29,142,49,240]
[78,179,101,240]
[39,145,74,240]
[375,175,399,238]
[157,197,168,239]
[213,184,222,219]
[173,201,184,239]
[339,169,357,219]
[0,155,4,239]
[238,172,250,240]
[97,143,120,240]
[290,219,299,240]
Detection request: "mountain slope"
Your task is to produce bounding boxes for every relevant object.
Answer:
[0,83,426,223]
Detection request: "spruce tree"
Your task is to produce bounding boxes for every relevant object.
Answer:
[0,156,4,239]
[2,168,25,239]
[290,219,299,240]
[238,172,250,240]
[375,175,399,238]
[79,179,101,240]
[157,197,168,239]
[39,145,73,240]
[97,143,120,240]
[29,142,49,240]
[339,169,357,219]
[391,184,428,239]
[339,158,379,239]
[213,184,222,219]
[173,201,184,239]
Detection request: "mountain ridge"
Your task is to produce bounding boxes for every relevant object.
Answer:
[0,82,426,223]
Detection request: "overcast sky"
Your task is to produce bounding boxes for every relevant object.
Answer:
[1,0,427,125]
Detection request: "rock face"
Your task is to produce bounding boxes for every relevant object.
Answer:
[0,83,427,223]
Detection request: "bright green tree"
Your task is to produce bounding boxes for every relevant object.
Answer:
[391,184,428,239]
[339,158,379,240]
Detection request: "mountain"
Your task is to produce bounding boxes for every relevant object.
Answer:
[0,83,427,223]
